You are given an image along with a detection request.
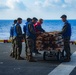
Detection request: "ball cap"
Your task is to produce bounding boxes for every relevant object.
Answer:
[32,17,38,21]
[61,14,67,18]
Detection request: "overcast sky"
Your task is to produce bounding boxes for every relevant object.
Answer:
[0,0,76,19]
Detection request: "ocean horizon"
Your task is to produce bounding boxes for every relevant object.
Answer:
[0,19,76,41]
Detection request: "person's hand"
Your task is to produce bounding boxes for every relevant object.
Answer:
[9,37,13,40]
[55,31,61,34]
[36,31,41,34]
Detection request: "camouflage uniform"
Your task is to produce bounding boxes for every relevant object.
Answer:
[11,38,15,57]
[26,37,34,56]
[15,23,23,59]
[10,24,16,57]
[26,22,36,61]
[23,34,27,58]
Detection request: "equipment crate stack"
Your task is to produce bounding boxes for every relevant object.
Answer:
[36,31,64,62]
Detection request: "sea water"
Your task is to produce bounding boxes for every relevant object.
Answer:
[0,20,76,41]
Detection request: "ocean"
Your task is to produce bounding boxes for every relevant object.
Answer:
[0,20,76,41]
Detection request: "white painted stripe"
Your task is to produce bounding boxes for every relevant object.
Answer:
[48,51,76,75]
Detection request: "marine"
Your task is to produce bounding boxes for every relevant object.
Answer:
[10,19,17,58]
[23,18,32,58]
[26,17,38,62]
[14,18,23,60]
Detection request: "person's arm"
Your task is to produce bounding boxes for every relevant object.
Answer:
[10,27,13,37]
[16,25,20,35]
[59,24,68,34]
[28,24,36,34]
[23,25,26,34]
[36,25,45,32]
[16,25,22,37]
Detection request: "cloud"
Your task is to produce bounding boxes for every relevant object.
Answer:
[0,5,9,10]
[34,1,42,6]
[0,0,76,19]
[43,0,62,7]
[34,0,67,13]
[34,0,76,9]
[64,0,76,4]
[0,0,26,11]
[33,0,76,19]
[6,0,26,10]
[62,4,67,8]
[35,0,63,7]
[64,0,76,8]
[0,1,9,10]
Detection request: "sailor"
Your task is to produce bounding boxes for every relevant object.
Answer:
[23,18,32,58]
[14,18,23,60]
[10,19,17,58]
[59,14,71,62]
[26,17,38,62]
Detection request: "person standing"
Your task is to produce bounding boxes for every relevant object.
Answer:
[34,18,45,54]
[34,18,45,33]
[26,17,38,62]
[59,15,71,62]
[23,18,32,35]
[10,20,17,58]
[15,18,23,60]
[23,18,32,58]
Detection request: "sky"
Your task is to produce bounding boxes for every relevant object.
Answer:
[0,0,76,19]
